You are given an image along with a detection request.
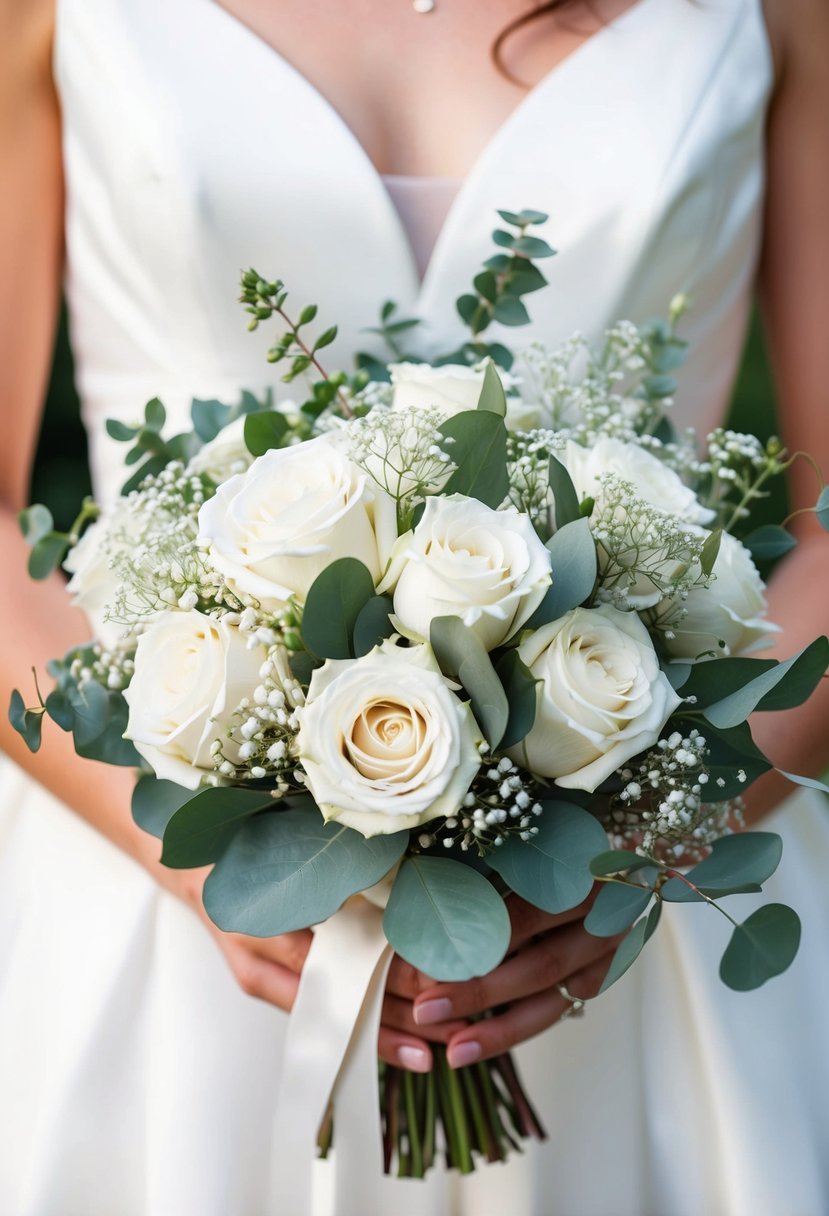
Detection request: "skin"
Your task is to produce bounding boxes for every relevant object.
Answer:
[1,0,827,1075]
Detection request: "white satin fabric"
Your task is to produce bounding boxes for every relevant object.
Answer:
[2,0,829,1212]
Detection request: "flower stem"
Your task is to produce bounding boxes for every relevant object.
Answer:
[403,1069,424,1177]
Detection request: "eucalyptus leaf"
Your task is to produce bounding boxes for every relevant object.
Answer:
[8,690,43,753]
[161,787,274,867]
[487,800,608,914]
[244,409,289,456]
[584,881,653,937]
[18,504,54,546]
[664,663,692,691]
[547,456,580,529]
[132,775,194,839]
[475,362,507,417]
[105,419,138,442]
[589,850,655,877]
[144,397,166,431]
[28,534,69,580]
[44,688,74,731]
[301,558,376,660]
[719,904,801,991]
[430,616,509,749]
[680,718,771,799]
[703,637,829,727]
[777,769,829,795]
[495,649,538,749]
[204,809,407,936]
[700,529,722,578]
[743,525,797,562]
[191,398,231,442]
[511,235,555,259]
[383,857,510,981]
[660,832,782,902]
[66,678,110,745]
[525,517,596,628]
[674,657,776,708]
[352,595,395,657]
[599,902,662,992]
[816,486,829,532]
[74,695,140,766]
[439,411,509,509]
[492,297,530,327]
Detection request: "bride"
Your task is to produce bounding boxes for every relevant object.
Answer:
[2,0,828,1212]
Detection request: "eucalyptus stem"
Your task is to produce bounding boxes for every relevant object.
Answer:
[461,1065,498,1162]
[475,1060,510,1159]
[443,1056,475,1173]
[422,1067,436,1171]
[403,1069,423,1177]
[272,304,353,419]
[491,1054,547,1142]
[663,869,739,927]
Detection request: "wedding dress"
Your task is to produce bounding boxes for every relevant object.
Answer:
[2,0,828,1212]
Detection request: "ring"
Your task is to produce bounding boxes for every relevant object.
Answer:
[556,980,586,1019]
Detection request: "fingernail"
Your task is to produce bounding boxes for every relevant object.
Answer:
[413,997,453,1026]
[397,1045,431,1073]
[448,1041,481,1069]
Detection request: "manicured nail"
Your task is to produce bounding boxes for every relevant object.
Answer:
[448,1040,481,1069]
[413,997,453,1026]
[397,1045,431,1073]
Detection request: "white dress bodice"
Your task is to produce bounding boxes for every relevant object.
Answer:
[55,0,772,506]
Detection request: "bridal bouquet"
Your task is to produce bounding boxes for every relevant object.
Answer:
[12,210,829,1178]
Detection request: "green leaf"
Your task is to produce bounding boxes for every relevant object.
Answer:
[439,410,509,509]
[660,832,782,902]
[244,409,289,456]
[492,297,530,327]
[584,881,653,937]
[475,362,507,417]
[665,663,693,691]
[203,809,407,935]
[683,718,771,799]
[313,326,337,352]
[430,616,509,749]
[703,637,829,727]
[743,525,797,561]
[383,857,510,982]
[599,903,662,992]
[777,768,829,795]
[589,850,655,877]
[525,517,596,628]
[492,228,516,250]
[190,398,231,442]
[301,558,376,660]
[486,800,608,914]
[548,455,581,529]
[495,650,538,749]
[674,656,776,708]
[720,904,801,991]
[161,787,273,868]
[65,678,109,745]
[105,418,138,442]
[44,688,74,731]
[816,486,829,531]
[28,534,69,580]
[514,209,549,226]
[510,235,555,259]
[132,775,194,839]
[288,650,320,685]
[473,271,498,303]
[8,689,43,753]
[73,693,140,766]
[18,504,54,546]
[504,263,548,297]
[298,303,318,326]
[456,294,482,328]
[352,595,395,658]
[700,529,722,578]
[144,397,166,431]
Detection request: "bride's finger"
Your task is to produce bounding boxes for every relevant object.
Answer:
[377,1027,433,1073]
[506,892,597,951]
[220,940,301,1012]
[382,992,469,1044]
[249,929,314,975]
[412,921,617,1024]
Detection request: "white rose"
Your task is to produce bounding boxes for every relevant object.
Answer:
[390,363,486,414]
[296,639,481,837]
[63,506,136,648]
[510,604,682,791]
[563,437,715,526]
[379,495,551,650]
[123,610,265,788]
[661,530,779,661]
[197,436,397,612]
[188,402,302,484]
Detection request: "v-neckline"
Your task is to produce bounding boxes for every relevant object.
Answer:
[205,0,655,299]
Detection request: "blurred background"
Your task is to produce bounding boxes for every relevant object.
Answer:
[31,307,786,529]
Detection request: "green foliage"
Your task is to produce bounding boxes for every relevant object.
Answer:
[699,529,722,578]
[494,650,538,749]
[301,558,376,660]
[8,689,43,752]
[244,409,289,456]
[584,880,653,937]
[589,850,654,877]
[203,808,408,935]
[816,486,829,532]
[131,775,194,839]
[599,903,662,992]
[191,398,232,442]
[352,595,396,657]
[383,856,510,981]
[684,718,771,799]
[742,524,797,561]
[439,411,509,509]
[547,455,581,530]
[475,362,507,417]
[361,299,422,364]
[719,904,801,991]
[161,787,276,868]
[660,832,782,902]
[525,517,597,629]
[702,637,829,728]
[430,617,509,749]
[486,801,608,914]
[18,504,54,545]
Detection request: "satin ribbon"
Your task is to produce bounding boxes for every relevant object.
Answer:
[270,893,393,1215]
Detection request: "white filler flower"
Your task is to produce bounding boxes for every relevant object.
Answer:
[297,639,481,837]
[510,604,682,791]
[380,495,551,651]
[662,530,778,661]
[123,610,264,788]
[197,436,396,611]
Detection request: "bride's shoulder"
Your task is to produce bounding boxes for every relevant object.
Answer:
[762,0,829,87]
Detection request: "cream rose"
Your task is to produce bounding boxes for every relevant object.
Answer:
[563,437,715,525]
[188,402,301,484]
[123,610,265,788]
[63,505,135,649]
[296,639,481,837]
[390,361,535,431]
[510,604,682,791]
[379,495,551,650]
[662,530,779,662]
[197,436,396,612]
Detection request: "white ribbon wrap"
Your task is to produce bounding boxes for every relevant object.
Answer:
[270,892,394,1214]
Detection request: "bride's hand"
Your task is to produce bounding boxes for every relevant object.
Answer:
[164,865,466,1073]
[409,892,621,1068]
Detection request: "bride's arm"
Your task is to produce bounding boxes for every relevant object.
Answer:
[0,0,446,1072]
[418,0,829,1064]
